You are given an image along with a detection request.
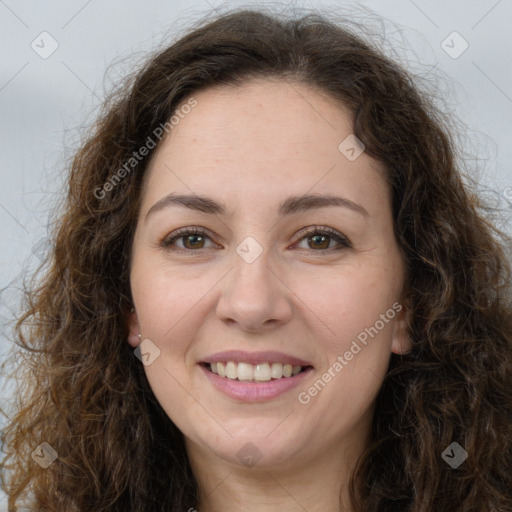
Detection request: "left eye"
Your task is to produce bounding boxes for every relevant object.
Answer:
[160,226,351,253]
[293,226,352,252]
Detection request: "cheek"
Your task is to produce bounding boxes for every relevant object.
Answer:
[131,256,214,338]
[294,270,400,431]
[134,267,210,427]
[288,263,401,349]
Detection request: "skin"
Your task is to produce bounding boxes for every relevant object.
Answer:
[127,78,412,512]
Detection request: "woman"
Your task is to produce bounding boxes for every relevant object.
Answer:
[2,7,511,512]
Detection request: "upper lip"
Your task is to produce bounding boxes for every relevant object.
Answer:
[201,350,313,367]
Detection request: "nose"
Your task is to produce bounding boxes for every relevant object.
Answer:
[215,250,293,333]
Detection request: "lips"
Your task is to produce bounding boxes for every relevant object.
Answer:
[201,350,313,367]
[199,363,314,401]
[198,350,314,400]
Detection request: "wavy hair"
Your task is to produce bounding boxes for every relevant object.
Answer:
[2,7,512,512]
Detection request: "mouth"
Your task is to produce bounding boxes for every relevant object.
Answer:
[200,361,314,382]
[198,350,314,401]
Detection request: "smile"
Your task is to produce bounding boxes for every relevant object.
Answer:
[204,361,310,381]
[199,363,314,402]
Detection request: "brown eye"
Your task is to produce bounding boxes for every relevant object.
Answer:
[294,226,352,253]
[161,227,215,251]
[307,233,330,250]
[182,233,206,249]
[160,225,351,254]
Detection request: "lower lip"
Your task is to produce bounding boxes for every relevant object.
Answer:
[199,364,313,402]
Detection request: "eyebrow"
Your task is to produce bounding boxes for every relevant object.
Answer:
[144,192,369,222]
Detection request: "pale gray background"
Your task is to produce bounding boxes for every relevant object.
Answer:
[1,0,511,509]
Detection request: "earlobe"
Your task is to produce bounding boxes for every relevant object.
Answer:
[127,310,142,348]
[391,306,413,355]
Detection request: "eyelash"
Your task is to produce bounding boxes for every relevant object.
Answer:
[160,225,352,254]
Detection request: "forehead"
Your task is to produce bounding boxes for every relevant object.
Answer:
[167,78,354,148]
[141,78,388,216]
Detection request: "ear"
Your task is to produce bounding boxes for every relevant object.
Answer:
[127,309,142,348]
[391,303,413,355]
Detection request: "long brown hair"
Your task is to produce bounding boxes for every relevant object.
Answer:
[2,7,512,511]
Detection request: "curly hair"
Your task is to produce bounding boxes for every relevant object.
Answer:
[2,7,512,512]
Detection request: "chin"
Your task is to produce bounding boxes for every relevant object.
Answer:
[192,423,309,470]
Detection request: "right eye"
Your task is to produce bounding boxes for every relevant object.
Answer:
[160,227,218,252]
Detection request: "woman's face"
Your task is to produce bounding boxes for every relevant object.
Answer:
[128,79,411,471]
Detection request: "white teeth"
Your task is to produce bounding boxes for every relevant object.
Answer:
[271,362,283,378]
[254,363,272,381]
[208,361,306,381]
[225,361,238,379]
[237,362,254,381]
